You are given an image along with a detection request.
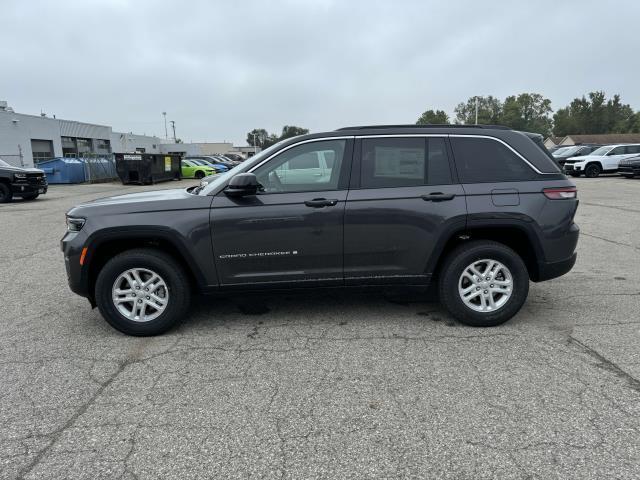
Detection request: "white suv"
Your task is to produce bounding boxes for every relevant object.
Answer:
[564,144,640,177]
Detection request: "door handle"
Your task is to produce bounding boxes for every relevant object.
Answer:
[304,198,338,208]
[421,192,455,202]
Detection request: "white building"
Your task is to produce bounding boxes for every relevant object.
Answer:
[0,100,255,167]
[0,101,112,167]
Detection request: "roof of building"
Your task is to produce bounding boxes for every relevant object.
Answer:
[546,136,564,145]
[563,133,640,144]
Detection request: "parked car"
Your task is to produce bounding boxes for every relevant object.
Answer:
[563,144,640,177]
[552,145,600,168]
[0,158,48,203]
[184,156,232,170]
[222,153,245,163]
[62,124,579,336]
[180,159,220,179]
[213,155,242,166]
[618,155,640,178]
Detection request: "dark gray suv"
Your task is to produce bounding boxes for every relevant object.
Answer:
[62,125,579,336]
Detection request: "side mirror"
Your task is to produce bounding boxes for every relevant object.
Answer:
[225,173,259,197]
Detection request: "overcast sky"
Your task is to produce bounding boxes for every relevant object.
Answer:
[2,0,639,144]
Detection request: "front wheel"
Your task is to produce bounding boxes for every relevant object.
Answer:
[584,163,602,178]
[438,240,529,327]
[194,170,205,179]
[95,249,191,336]
[0,183,13,203]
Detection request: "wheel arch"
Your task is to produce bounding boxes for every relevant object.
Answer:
[427,222,545,282]
[84,229,207,305]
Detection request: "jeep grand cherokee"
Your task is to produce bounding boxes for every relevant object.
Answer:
[62,125,579,336]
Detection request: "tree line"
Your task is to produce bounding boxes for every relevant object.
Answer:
[246,91,640,146]
[246,125,309,149]
[417,91,640,137]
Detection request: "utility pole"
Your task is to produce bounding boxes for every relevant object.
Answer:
[170,120,176,142]
[474,97,479,125]
[252,133,258,154]
[163,112,168,139]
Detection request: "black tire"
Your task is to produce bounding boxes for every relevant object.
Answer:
[95,249,191,336]
[438,240,529,327]
[584,163,601,178]
[21,193,39,201]
[0,183,13,203]
[194,170,205,179]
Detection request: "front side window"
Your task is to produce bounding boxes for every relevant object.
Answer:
[590,146,612,156]
[608,146,625,155]
[360,137,451,188]
[450,137,537,183]
[253,139,346,193]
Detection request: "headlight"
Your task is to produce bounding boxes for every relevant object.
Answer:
[14,173,27,180]
[66,216,86,232]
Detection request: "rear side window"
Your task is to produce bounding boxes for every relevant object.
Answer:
[625,145,640,154]
[360,137,452,188]
[450,137,537,183]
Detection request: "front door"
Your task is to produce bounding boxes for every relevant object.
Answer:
[344,136,466,284]
[211,138,353,288]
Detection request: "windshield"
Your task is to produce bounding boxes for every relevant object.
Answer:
[589,146,612,156]
[552,147,571,156]
[553,146,579,157]
[0,158,10,167]
[198,141,286,195]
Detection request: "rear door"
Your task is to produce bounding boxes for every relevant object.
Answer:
[343,136,466,284]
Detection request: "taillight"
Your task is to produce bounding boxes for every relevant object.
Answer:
[543,186,577,200]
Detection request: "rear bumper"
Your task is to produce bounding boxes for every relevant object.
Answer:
[535,252,577,282]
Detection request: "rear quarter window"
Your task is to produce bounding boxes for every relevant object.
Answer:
[450,137,539,183]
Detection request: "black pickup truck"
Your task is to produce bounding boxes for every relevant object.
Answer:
[0,158,48,202]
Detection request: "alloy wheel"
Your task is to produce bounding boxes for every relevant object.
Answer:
[112,268,169,322]
[458,259,513,313]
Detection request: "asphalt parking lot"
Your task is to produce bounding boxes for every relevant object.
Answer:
[1,177,639,479]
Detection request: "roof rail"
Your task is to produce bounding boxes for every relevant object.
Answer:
[335,124,511,131]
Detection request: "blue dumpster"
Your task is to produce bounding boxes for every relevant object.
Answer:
[38,158,87,184]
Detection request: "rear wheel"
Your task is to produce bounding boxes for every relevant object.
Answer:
[584,163,602,178]
[0,183,13,203]
[95,249,191,336]
[438,240,529,327]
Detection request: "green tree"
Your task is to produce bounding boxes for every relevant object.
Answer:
[247,126,310,149]
[552,91,637,136]
[279,125,309,140]
[246,128,271,148]
[416,109,450,125]
[501,93,552,136]
[454,96,503,125]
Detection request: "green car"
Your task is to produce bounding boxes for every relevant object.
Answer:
[181,159,218,179]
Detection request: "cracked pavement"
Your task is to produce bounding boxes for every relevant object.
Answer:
[1,177,639,479]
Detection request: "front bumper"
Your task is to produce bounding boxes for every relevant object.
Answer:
[619,165,640,176]
[11,181,48,196]
[61,230,90,299]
